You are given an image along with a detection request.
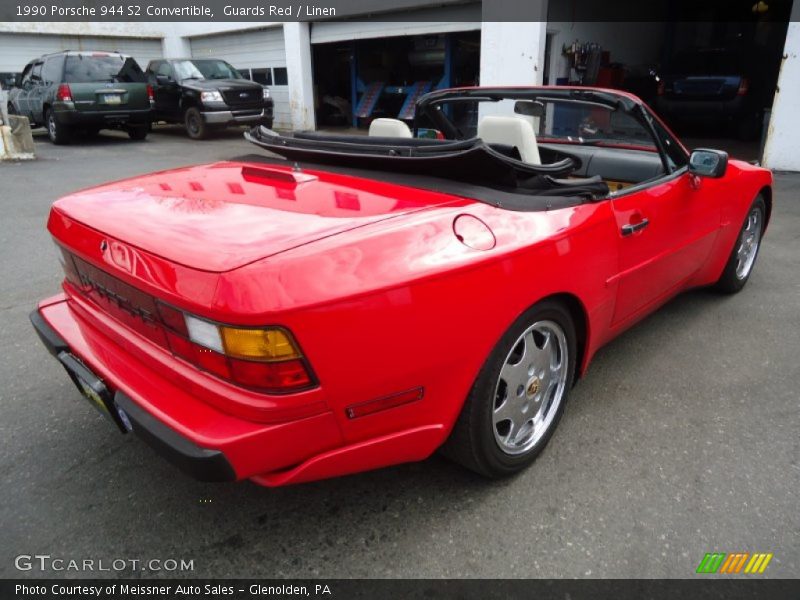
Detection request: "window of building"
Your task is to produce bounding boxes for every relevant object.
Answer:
[273,67,288,86]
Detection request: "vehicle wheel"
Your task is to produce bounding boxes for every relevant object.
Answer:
[715,195,766,294]
[45,109,71,145]
[442,300,577,477]
[184,107,207,140]
[127,125,148,140]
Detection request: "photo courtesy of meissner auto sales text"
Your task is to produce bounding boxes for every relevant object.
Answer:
[0,0,798,598]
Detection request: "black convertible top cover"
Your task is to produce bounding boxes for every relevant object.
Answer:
[243,127,609,212]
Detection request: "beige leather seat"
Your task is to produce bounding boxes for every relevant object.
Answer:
[369,118,413,138]
[477,115,541,165]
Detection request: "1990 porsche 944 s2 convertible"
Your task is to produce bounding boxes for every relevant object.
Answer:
[31,87,772,486]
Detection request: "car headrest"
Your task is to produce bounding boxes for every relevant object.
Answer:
[369,118,413,139]
[477,115,541,165]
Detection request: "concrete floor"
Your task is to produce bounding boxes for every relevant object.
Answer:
[0,127,797,579]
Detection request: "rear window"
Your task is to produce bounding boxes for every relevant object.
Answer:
[63,55,146,84]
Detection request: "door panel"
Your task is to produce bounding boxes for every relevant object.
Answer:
[610,171,720,324]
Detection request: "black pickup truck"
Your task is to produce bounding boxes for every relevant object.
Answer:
[145,58,274,139]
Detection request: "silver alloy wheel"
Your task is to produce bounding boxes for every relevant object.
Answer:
[735,207,762,280]
[492,320,569,455]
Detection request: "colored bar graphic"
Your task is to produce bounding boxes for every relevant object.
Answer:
[697,552,773,574]
[696,553,726,573]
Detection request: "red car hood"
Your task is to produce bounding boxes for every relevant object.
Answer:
[51,161,461,273]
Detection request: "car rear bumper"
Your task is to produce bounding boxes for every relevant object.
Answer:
[31,295,344,484]
[201,108,272,126]
[54,106,152,127]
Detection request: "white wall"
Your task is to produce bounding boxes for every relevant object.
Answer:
[762,3,800,171]
[480,22,548,86]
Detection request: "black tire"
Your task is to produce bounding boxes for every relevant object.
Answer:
[441,300,577,478]
[715,195,766,294]
[45,109,71,145]
[184,107,207,140]
[127,125,148,141]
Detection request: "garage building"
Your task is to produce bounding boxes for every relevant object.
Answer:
[0,0,798,170]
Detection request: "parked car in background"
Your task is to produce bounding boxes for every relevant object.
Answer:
[656,47,767,140]
[146,58,274,139]
[7,51,153,144]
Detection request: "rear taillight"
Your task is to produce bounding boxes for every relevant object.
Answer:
[657,81,665,96]
[146,84,155,105]
[56,84,72,102]
[59,246,315,394]
[158,304,314,393]
[737,78,749,96]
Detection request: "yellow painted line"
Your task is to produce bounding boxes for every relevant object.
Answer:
[758,553,773,573]
[746,554,765,573]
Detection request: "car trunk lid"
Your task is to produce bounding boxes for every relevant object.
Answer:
[50,160,460,273]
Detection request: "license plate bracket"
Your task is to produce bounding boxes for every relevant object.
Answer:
[101,94,122,105]
[58,351,128,433]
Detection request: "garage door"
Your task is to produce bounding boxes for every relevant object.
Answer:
[310,5,480,44]
[190,27,290,129]
[0,33,162,72]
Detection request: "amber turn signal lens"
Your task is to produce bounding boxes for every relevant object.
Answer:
[220,327,300,361]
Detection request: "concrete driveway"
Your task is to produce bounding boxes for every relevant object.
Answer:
[1,128,798,578]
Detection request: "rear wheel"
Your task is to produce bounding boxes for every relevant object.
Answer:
[127,124,148,140]
[45,109,70,145]
[715,195,766,293]
[442,300,577,477]
[184,107,207,140]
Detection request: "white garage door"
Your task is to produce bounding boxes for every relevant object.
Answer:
[0,33,162,73]
[310,5,481,44]
[190,27,290,129]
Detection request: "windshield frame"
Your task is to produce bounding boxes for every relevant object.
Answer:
[413,86,688,176]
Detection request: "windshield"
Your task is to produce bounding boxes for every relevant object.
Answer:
[172,60,243,81]
[63,55,146,83]
[420,97,657,151]
[669,49,743,76]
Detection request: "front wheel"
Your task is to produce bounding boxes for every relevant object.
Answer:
[184,107,208,140]
[45,109,71,145]
[715,195,766,293]
[442,300,577,477]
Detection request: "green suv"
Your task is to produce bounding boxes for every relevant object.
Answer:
[7,51,153,144]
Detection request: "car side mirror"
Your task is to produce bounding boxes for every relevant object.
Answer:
[689,149,728,178]
[14,74,22,88]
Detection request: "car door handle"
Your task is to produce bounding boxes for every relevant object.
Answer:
[621,218,649,236]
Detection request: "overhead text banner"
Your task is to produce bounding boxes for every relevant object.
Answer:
[0,0,794,23]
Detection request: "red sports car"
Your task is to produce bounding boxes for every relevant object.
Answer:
[31,87,772,486]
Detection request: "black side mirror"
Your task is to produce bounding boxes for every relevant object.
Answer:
[689,148,728,178]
